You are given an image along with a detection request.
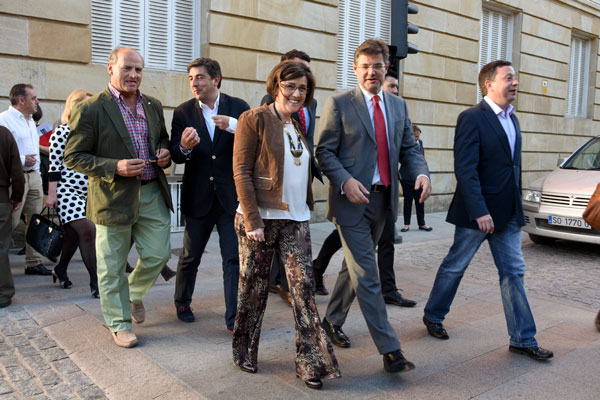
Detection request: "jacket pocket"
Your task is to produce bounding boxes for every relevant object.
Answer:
[253,176,273,190]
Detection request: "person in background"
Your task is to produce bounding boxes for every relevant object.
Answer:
[400,124,432,232]
[232,61,340,389]
[0,126,25,308]
[0,84,50,276]
[45,89,99,298]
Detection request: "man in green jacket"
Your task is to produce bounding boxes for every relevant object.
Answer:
[65,47,173,348]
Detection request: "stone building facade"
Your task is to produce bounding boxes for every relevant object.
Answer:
[0,0,598,220]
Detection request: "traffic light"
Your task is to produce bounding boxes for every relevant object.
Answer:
[391,0,419,61]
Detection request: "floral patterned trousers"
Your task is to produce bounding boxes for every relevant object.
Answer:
[232,213,341,381]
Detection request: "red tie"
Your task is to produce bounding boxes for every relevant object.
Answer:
[297,107,307,135]
[373,95,390,187]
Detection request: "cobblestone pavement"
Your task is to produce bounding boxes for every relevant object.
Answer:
[397,235,600,309]
[0,306,105,400]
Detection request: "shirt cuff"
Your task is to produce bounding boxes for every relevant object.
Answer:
[416,174,430,181]
[227,117,237,133]
[179,144,192,156]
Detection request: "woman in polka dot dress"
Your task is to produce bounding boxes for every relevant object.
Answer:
[45,89,98,297]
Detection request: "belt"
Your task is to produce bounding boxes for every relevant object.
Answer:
[141,178,157,186]
[370,184,388,193]
[24,170,36,174]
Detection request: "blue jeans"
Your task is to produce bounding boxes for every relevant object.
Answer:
[424,216,538,347]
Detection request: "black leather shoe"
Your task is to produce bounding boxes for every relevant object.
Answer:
[0,300,11,308]
[595,310,600,332]
[304,378,323,390]
[383,350,415,373]
[176,305,195,323]
[423,316,449,340]
[419,225,433,231]
[509,345,554,361]
[384,291,417,307]
[235,362,257,374]
[322,317,350,348]
[25,264,52,276]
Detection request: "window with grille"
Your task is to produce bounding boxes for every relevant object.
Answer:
[477,8,513,101]
[337,0,391,90]
[566,36,591,118]
[91,0,199,72]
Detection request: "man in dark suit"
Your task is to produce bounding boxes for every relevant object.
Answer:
[259,49,322,305]
[316,38,430,373]
[423,60,553,361]
[65,47,173,348]
[169,57,250,332]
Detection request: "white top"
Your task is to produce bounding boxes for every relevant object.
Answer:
[198,91,237,141]
[0,106,41,171]
[484,96,516,159]
[358,86,390,185]
[237,122,310,222]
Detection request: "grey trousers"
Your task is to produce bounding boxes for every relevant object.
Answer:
[325,191,401,354]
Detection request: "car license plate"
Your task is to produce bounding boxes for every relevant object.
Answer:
[548,216,591,229]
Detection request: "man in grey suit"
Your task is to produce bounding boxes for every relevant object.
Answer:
[316,38,430,373]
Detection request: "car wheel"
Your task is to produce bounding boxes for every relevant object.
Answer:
[528,233,555,245]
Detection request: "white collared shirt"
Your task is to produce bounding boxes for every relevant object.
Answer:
[198,92,237,141]
[358,86,391,185]
[0,106,40,171]
[484,96,516,159]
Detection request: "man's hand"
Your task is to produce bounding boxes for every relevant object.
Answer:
[415,176,432,203]
[212,115,230,130]
[156,148,171,167]
[343,177,370,204]
[180,127,199,150]
[246,227,265,242]
[10,200,21,212]
[24,154,36,167]
[476,214,494,234]
[116,159,145,177]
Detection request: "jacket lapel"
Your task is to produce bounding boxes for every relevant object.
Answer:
[213,94,230,149]
[141,95,157,155]
[101,89,137,159]
[350,86,376,144]
[382,91,397,172]
[480,100,512,161]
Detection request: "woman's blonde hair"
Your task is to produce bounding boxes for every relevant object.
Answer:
[61,89,93,124]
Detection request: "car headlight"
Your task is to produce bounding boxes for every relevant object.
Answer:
[523,189,541,203]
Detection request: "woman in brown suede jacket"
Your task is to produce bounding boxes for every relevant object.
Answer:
[231,61,340,390]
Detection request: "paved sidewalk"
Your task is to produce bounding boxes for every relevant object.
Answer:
[2,212,599,399]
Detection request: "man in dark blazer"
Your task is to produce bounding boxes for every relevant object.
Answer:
[423,60,553,361]
[260,49,322,305]
[65,47,173,349]
[169,57,249,332]
[316,39,430,373]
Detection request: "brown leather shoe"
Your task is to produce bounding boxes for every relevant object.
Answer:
[112,330,139,348]
[130,301,145,324]
[278,288,292,307]
[595,310,600,332]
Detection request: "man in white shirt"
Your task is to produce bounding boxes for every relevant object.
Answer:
[423,60,553,361]
[168,57,250,331]
[0,84,50,275]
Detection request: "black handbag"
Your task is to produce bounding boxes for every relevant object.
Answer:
[26,207,66,259]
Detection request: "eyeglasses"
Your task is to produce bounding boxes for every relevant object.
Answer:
[280,83,308,95]
[356,64,386,72]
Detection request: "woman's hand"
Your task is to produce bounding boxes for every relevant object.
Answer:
[45,181,58,209]
[246,227,265,242]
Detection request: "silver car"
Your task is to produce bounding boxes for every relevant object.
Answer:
[523,136,600,244]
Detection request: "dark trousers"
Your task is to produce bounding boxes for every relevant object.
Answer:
[376,211,397,296]
[175,198,239,330]
[0,203,14,304]
[401,179,425,226]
